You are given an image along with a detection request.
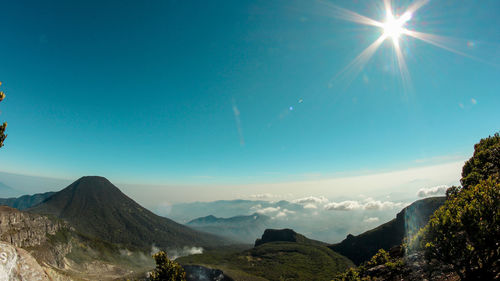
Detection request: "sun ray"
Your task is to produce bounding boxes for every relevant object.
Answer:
[392,40,412,93]
[404,0,429,15]
[404,30,476,60]
[331,35,386,87]
[316,0,383,27]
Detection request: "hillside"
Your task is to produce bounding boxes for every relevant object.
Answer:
[187,213,271,243]
[0,191,55,210]
[29,176,228,250]
[177,229,353,281]
[329,196,446,265]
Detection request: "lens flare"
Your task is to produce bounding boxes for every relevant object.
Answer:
[323,0,481,91]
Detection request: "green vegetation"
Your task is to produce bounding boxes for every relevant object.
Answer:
[0,82,7,148]
[149,251,186,281]
[333,249,405,281]
[461,133,500,187]
[414,133,500,280]
[178,242,354,281]
[415,178,500,280]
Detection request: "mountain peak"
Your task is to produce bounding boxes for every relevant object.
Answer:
[29,176,225,249]
[73,175,113,187]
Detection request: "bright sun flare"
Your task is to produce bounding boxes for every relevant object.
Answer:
[330,0,477,91]
[382,12,412,42]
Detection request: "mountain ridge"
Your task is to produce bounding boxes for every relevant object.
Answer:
[0,191,56,210]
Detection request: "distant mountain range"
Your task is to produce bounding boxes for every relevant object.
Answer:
[29,176,229,250]
[0,191,55,210]
[329,196,446,265]
[187,213,271,243]
[167,197,405,243]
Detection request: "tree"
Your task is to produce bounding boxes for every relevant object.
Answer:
[417,178,500,280]
[461,133,500,187]
[0,82,6,148]
[149,251,186,281]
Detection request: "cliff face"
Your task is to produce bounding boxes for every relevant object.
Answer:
[0,206,66,248]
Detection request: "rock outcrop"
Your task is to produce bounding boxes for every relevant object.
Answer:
[0,206,66,248]
[0,241,50,281]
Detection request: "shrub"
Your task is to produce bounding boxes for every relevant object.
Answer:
[149,251,186,281]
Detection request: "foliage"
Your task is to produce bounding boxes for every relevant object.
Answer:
[416,178,500,280]
[333,267,362,281]
[367,249,390,267]
[461,133,500,187]
[333,248,405,281]
[0,82,6,148]
[149,251,186,281]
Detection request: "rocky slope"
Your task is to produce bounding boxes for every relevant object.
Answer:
[0,204,153,280]
[0,205,66,247]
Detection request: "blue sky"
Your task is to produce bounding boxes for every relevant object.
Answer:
[0,0,499,189]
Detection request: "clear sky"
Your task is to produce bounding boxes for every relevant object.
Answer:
[0,0,499,191]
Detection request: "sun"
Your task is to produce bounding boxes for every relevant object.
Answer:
[382,12,412,43]
[328,0,478,91]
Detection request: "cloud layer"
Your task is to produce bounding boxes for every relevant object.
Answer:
[417,185,448,197]
[292,196,328,204]
[324,198,407,211]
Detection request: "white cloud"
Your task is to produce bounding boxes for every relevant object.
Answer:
[324,200,362,211]
[249,193,276,199]
[303,203,317,209]
[275,211,287,218]
[292,196,329,204]
[417,185,448,198]
[254,206,281,214]
[363,199,406,210]
[324,199,407,211]
[363,217,379,223]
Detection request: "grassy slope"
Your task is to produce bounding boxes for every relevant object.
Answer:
[177,242,354,281]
